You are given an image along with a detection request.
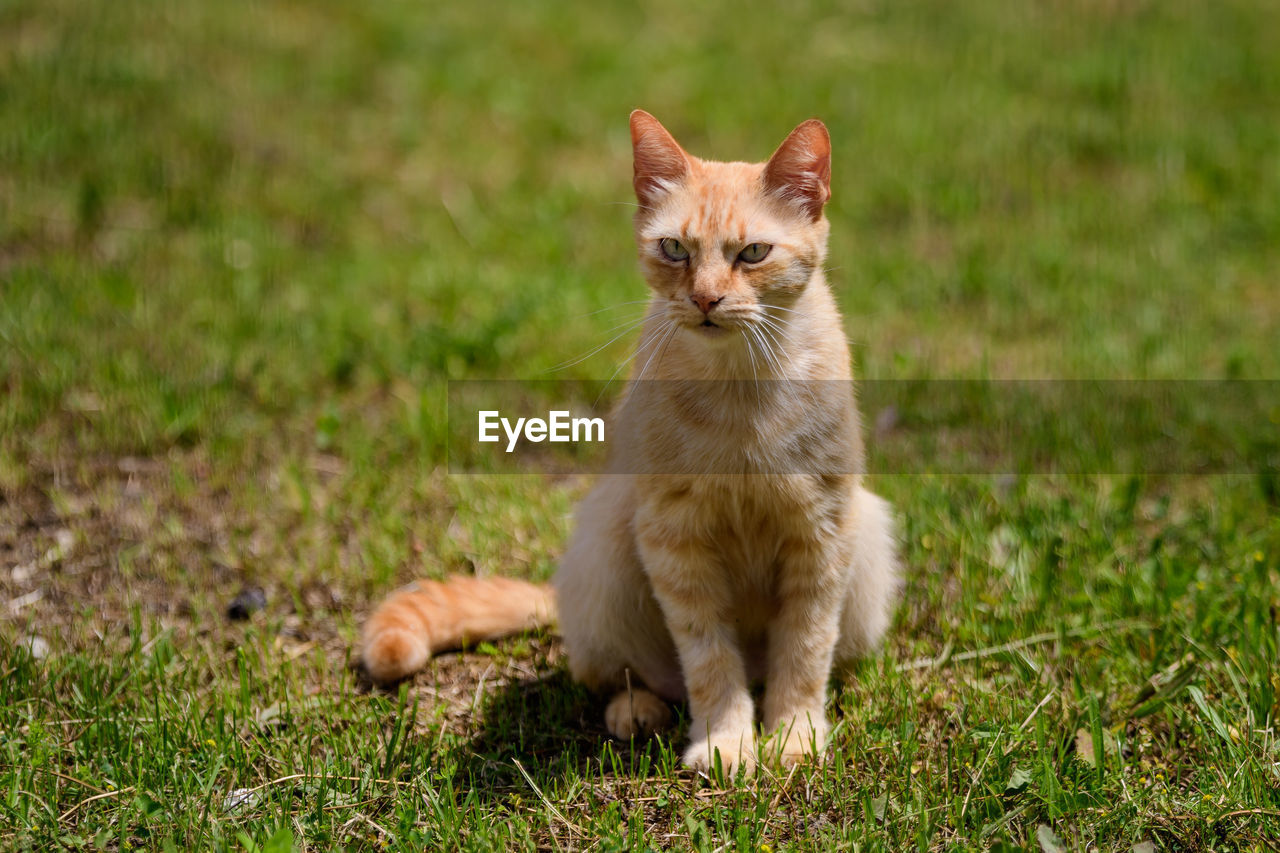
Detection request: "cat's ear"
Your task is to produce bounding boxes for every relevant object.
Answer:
[630,110,691,208]
[763,119,832,221]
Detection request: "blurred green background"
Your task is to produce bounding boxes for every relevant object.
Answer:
[4,0,1278,468]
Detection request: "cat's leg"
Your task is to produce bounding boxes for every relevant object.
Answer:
[635,502,756,774]
[762,486,899,766]
[833,486,901,665]
[554,478,684,702]
[759,530,849,767]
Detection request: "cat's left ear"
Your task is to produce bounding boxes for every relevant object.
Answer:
[630,110,691,208]
[763,119,832,221]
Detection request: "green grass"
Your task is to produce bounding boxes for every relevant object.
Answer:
[2,0,1279,849]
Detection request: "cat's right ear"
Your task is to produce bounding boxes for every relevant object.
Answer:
[763,119,832,221]
[630,110,690,208]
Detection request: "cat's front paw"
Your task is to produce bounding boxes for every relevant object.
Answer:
[761,715,829,767]
[682,729,756,775]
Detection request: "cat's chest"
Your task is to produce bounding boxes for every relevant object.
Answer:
[635,473,851,643]
[637,385,858,477]
[650,472,843,548]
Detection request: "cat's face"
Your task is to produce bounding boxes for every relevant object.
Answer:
[629,111,832,342]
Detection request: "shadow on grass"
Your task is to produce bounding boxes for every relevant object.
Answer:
[355,642,687,802]
[452,668,685,802]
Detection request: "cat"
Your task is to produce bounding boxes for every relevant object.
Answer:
[361,111,900,773]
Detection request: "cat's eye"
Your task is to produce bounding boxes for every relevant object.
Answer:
[738,243,771,264]
[659,238,689,262]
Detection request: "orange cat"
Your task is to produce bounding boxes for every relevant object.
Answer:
[362,111,900,773]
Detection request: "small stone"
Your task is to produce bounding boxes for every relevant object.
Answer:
[227,586,267,621]
[222,787,257,812]
[23,635,49,659]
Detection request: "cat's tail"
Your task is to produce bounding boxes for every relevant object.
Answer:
[361,576,557,684]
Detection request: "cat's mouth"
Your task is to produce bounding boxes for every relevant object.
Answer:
[694,318,729,337]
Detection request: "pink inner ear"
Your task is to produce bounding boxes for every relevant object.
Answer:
[763,120,832,220]
[631,110,689,206]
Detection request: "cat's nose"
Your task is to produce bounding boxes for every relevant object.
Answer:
[690,293,724,315]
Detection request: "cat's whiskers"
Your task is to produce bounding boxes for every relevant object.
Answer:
[635,320,679,384]
[593,318,676,407]
[755,309,791,341]
[748,322,807,411]
[742,321,763,402]
[575,300,653,321]
[747,321,787,379]
[754,320,808,410]
[760,306,813,376]
[544,315,650,373]
[605,200,660,213]
[761,303,810,319]
[742,322,778,379]
[755,312,801,378]
[618,318,672,376]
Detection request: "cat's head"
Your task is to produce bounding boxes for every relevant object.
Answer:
[629,110,832,341]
